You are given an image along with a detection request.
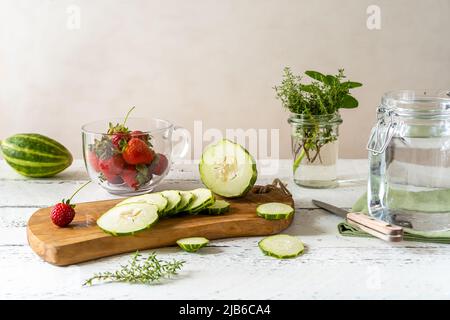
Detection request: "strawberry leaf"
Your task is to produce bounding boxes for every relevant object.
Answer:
[136,165,151,186]
[119,138,128,152]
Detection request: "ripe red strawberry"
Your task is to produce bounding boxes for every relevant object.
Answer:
[151,154,169,175]
[50,181,90,227]
[130,130,149,141]
[88,151,101,172]
[121,165,139,189]
[99,154,125,175]
[51,203,75,227]
[122,138,155,165]
[111,133,130,149]
[103,172,124,185]
[107,107,135,136]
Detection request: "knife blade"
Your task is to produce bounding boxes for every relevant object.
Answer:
[311,200,348,218]
[312,199,403,242]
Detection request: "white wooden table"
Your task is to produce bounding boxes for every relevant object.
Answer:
[1,159,450,300]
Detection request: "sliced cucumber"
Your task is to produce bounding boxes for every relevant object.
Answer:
[199,139,257,198]
[97,203,159,236]
[258,235,304,259]
[116,193,168,213]
[160,190,182,216]
[176,237,209,252]
[256,202,294,220]
[203,199,230,215]
[176,191,194,213]
[185,188,215,214]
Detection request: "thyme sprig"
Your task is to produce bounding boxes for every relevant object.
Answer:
[83,251,185,286]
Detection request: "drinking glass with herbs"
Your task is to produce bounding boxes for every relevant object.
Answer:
[274,67,362,188]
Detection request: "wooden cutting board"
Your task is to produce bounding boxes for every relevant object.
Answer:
[27,182,294,266]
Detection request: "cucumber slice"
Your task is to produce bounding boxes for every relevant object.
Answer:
[258,235,304,259]
[160,190,182,216]
[97,203,159,236]
[256,202,294,220]
[176,237,209,252]
[116,193,168,213]
[199,139,257,198]
[176,191,194,213]
[203,199,230,215]
[185,188,215,214]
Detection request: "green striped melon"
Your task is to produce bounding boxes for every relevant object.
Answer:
[0,134,73,177]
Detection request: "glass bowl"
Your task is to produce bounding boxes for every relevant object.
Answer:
[82,117,189,196]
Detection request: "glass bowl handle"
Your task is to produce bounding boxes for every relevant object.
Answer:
[171,125,190,160]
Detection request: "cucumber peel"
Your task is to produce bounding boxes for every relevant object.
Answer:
[199,139,257,198]
[160,190,182,216]
[256,202,294,220]
[203,199,230,215]
[97,203,159,236]
[185,188,215,214]
[177,237,209,252]
[176,191,194,212]
[258,234,304,259]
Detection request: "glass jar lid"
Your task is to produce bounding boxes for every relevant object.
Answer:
[369,90,450,155]
[381,90,450,118]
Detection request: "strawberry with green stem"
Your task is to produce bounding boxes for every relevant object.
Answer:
[122,138,155,165]
[50,181,91,227]
[121,165,152,190]
[108,106,135,149]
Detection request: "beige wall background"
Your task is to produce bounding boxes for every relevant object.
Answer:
[1,0,449,159]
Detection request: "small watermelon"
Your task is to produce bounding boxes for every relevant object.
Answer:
[0,134,73,178]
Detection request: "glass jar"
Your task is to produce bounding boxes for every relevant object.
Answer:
[288,113,342,188]
[367,90,450,231]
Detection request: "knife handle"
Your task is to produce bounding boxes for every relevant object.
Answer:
[347,219,403,242]
[347,212,403,237]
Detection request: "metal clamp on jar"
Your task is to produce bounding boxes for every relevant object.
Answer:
[367,90,450,232]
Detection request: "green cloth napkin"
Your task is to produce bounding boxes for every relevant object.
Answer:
[337,192,450,244]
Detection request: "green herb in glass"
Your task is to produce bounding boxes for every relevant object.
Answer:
[274,67,362,187]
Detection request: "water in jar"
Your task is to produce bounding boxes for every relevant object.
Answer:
[370,133,450,231]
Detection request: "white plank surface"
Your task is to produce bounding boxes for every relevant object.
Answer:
[1,159,449,300]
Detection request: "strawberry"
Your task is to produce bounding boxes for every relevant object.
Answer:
[51,203,75,227]
[106,107,135,150]
[136,164,152,185]
[151,153,169,176]
[103,172,124,184]
[122,138,155,165]
[111,133,130,149]
[99,154,125,176]
[107,107,135,135]
[130,130,149,141]
[121,165,139,190]
[88,151,101,172]
[122,165,152,190]
[50,181,90,227]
